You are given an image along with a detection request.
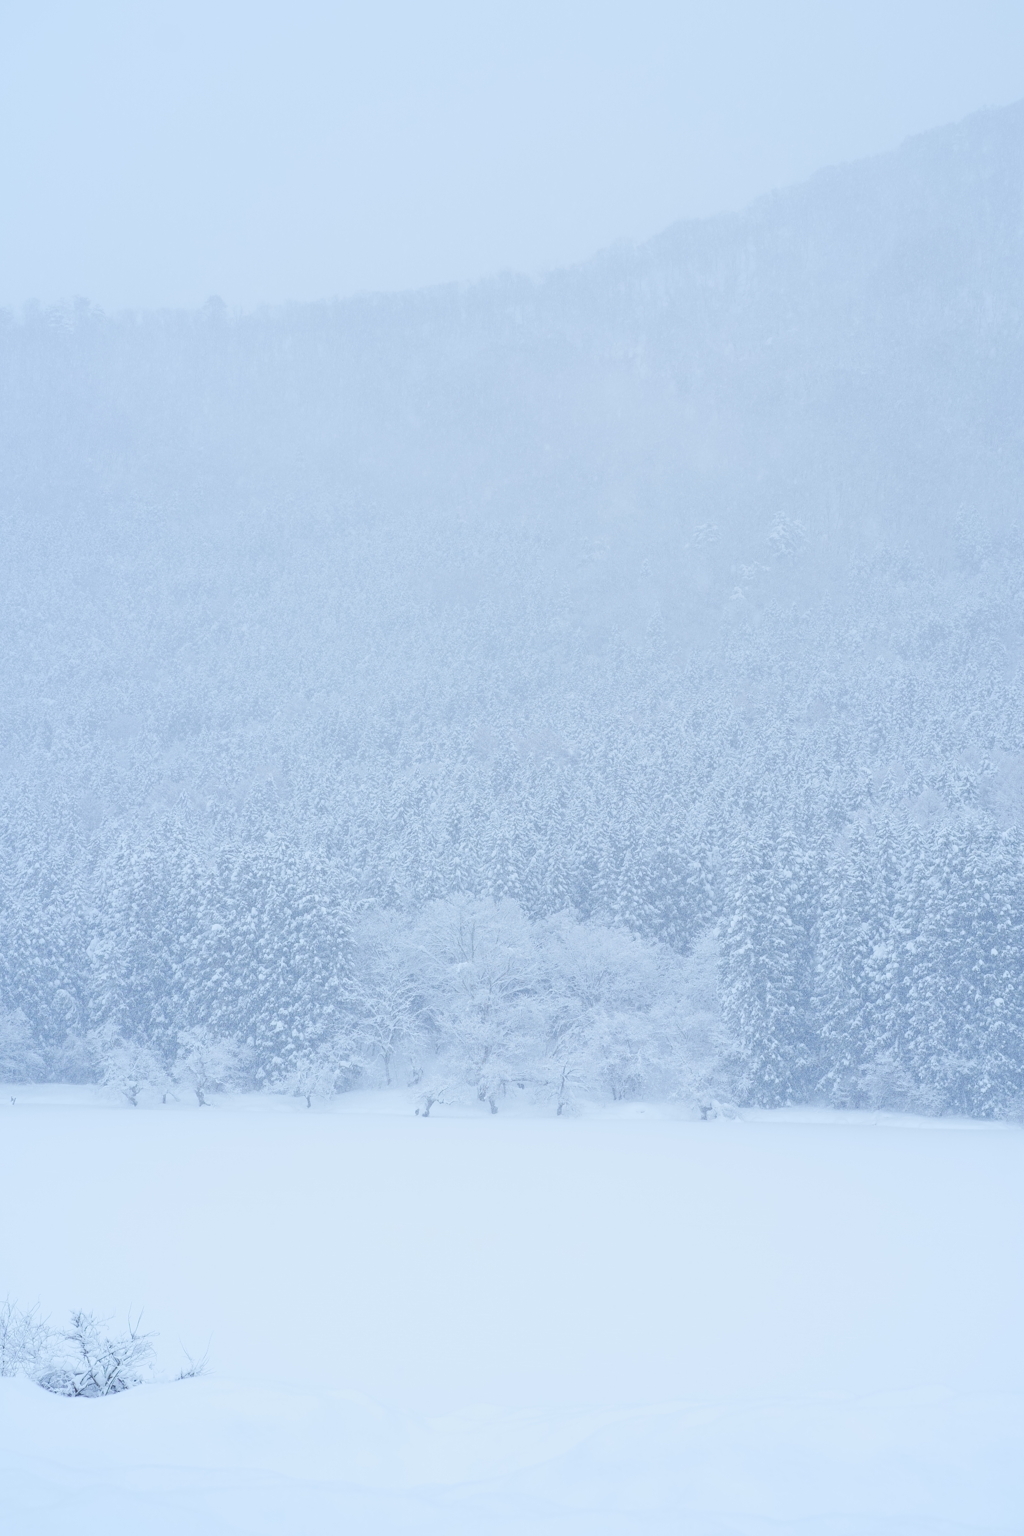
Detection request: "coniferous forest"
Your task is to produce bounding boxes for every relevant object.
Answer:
[4,103,1024,1116]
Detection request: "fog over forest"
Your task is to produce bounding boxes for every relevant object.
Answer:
[4,101,1024,1117]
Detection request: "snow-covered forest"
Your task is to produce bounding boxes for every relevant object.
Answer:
[4,102,1024,1116]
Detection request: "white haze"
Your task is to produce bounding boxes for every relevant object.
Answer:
[3,0,1024,308]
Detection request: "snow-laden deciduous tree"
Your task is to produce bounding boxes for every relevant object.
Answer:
[95,1028,168,1106]
[289,1036,358,1107]
[536,912,732,1111]
[393,897,735,1113]
[173,1024,237,1106]
[534,909,668,1110]
[407,897,543,1112]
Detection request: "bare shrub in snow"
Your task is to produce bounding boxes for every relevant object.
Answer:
[3,1300,207,1394]
[0,1298,52,1377]
[35,1311,156,1397]
[175,1344,210,1380]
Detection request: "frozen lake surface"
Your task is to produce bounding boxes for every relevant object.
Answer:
[2,1089,1022,1532]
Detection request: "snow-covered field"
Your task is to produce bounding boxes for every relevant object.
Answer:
[2,1089,1022,1533]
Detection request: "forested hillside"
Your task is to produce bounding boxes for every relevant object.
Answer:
[3,102,1024,1114]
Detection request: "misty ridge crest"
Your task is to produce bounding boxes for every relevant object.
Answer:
[2,102,1024,1114]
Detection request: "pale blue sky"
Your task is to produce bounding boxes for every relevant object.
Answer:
[3,0,1024,310]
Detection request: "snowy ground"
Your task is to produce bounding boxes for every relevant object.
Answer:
[2,1088,1022,1533]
